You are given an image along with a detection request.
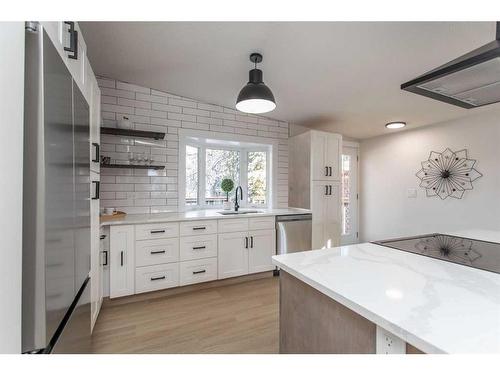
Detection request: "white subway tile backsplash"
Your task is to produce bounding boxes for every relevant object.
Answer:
[97,77,289,213]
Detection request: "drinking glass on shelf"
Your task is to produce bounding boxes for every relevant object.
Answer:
[128,152,135,165]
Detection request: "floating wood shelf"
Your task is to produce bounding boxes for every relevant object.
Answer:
[100,163,165,170]
[100,127,165,140]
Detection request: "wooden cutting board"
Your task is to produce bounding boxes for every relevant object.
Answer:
[100,211,127,222]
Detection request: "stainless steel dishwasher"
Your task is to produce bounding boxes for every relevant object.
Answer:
[276,214,312,255]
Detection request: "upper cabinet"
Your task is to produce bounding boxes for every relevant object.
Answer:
[311,131,341,181]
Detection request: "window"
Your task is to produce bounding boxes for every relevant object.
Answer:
[205,148,240,206]
[183,139,269,209]
[185,145,199,206]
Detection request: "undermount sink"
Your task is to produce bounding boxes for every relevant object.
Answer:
[217,210,263,215]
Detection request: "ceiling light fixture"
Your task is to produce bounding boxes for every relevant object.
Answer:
[385,121,406,129]
[236,53,276,114]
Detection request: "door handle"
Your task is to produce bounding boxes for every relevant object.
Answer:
[330,185,333,195]
[151,276,166,281]
[150,250,166,255]
[193,270,206,275]
[250,236,254,248]
[92,143,100,163]
[120,251,124,266]
[245,236,249,249]
[101,251,108,266]
[63,21,78,59]
[92,181,100,200]
[192,246,206,250]
[329,166,333,176]
[325,185,329,195]
[325,166,329,176]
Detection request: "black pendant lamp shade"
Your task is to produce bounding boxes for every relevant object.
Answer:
[236,53,276,114]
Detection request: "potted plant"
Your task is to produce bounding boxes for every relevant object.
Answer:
[221,178,234,210]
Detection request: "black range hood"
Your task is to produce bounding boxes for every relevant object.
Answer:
[401,22,500,109]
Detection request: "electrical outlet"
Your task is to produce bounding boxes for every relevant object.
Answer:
[376,326,406,354]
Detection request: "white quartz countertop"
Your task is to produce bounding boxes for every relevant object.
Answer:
[272,234,500,354]
[101,207,311,226]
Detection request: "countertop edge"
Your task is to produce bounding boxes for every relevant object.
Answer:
[272,257,445,354]
[100,208,312,227]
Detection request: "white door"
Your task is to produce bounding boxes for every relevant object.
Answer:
[311,180,328,249]
[248,229,275,273]
[218,231,248,279]
[325,133,341,180]
[341,144,359,245]
[110,225,135,298]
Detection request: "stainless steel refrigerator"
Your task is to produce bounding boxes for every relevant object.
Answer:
[23,26,91,354]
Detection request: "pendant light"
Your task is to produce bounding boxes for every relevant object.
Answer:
[236,53,276,114]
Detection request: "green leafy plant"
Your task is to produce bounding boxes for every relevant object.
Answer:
[220,178,235,202]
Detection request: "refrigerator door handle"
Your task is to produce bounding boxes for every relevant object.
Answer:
[92,143,99,163]
[92,181,100,200]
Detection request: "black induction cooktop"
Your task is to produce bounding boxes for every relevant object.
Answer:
[373,233,500,274]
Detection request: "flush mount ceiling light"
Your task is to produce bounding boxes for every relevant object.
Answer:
[236,53,276,114]
[385,121,406,129]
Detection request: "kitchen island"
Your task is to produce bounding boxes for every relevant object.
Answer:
[272,231,500,354]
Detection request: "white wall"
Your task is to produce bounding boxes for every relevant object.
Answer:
[0,22,24,353]
[360,110,500,242]
[97,78,289,213]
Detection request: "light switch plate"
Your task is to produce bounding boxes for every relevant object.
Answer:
[407,188,417,198]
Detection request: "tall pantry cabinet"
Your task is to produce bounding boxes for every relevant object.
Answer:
[288,130,342,249]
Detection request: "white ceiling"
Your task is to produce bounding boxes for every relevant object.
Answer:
[80,22,499,139]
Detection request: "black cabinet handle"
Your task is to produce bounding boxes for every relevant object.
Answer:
[329,185,333,196]
[192,226,206,231]
[120,251,124,266]
[192,246,206,250]
[325,185,329,195]
[250,236,254,248]
[325,166,329,176]
[151,276,166,281]
[329,166,333,176]
[92,143,100,163]
[193,270,206,275]
[63,21,78,60]
[150,230,165,234]
[150,250,166,255]
[92,181,100,200]
[100,234,106,240]
[245,236,249,249]
[102,251,108,266]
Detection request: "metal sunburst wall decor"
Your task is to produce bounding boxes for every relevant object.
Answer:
[416,148,482,199]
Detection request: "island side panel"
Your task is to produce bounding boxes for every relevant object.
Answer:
[279,271,376,353]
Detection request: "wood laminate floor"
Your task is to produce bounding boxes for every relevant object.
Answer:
[91,277,279,354]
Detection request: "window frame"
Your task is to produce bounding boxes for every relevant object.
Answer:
[178,129,277,212]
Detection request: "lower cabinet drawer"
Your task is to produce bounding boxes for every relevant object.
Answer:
[249,216,275,230]
[135,263,179,294]
[180,234,217,261]
[179,257,217,286]
[136,238,179,267]
[135,222,179,240]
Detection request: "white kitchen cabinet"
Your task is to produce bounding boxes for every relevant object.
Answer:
[179,258,218,286]
[218,228,276,279]
[248,229,276,273]
[135,222,179,240]
[135,263,179,294]
[218,231,249,279]
[135,238,179,267]
[180,220,217,236]
[110,225,135,298]
[311,131,341,181]
[311,181,341,249]
[90,171,101,329]
[180,234,217,261]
